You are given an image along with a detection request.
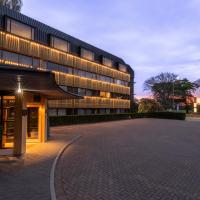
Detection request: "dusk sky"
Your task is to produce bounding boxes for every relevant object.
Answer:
[23,0,200,97]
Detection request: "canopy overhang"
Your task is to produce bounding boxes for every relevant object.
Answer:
[0,65,82,100]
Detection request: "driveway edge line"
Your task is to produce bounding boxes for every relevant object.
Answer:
[50,135,81,200]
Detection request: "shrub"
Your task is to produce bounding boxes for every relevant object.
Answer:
[131,112,186,120]
[49,113,131,126]
[49,112,185,126]
[138,98,163,113]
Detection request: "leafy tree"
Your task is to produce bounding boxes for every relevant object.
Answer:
[138,98,163,113]
[144,72,199,110]
[0,0,23,12]
[195,79,200,87]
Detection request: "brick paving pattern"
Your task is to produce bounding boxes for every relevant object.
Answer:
[55,119,200,200]
[0,130,78,200]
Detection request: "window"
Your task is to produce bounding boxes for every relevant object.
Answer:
[6,18,34,40]
[77,109,85,115]
[60,85,67,91]
[40,60,47,70]
[68,68,73,74]
[102,57,113,67]
[81,48,94,61]
[33,58,40,69]
[85,109,93,115]
[67,86,75,93]
[59,65,67,73]
[19,55,32,66]
[51,36,70,52]
[85,72,93,79]
[99,109,106,114]
[86,89,93,96]
[100,92,110,98]
[48,109,57,117]
[118,63,127,72]
[58,109,66,116]
[3,51,18,63]
[78,88,86,96]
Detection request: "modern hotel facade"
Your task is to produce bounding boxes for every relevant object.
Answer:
[0,6,134,155]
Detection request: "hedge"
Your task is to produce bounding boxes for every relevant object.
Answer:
[132,112,186,120]
[49,112,186,126]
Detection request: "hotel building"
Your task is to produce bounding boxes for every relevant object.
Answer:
[0,6,134,156]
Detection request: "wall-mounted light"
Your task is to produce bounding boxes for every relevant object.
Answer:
[17,81,22,93]
[17,76,22,94]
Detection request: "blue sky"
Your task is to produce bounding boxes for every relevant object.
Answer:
[23,0,200,97]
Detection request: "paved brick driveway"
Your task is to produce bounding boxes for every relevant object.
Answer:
[0,132,78,200]
[55,119,200,200]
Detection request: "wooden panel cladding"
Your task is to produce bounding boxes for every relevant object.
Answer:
[55,72,130,95]
[48,97,130,109]
[0,31,130,82]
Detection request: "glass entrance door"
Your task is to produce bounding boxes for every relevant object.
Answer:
[0,96,15,148]
[27,107,39,140]
[0,96,2,148]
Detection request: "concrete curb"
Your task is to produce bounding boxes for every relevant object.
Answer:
[50,135,81,200]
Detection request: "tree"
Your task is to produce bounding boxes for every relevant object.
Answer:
[144,72,199,110]
[0,0,23,12]
[195,79,200,87]
[138,98,163,113]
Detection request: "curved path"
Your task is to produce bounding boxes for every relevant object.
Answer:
[55,119,200,200]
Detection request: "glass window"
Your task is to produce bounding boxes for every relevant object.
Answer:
[100,92,110,98]
[58,109,66,116]
[99,109,106,114]
[77,70,86,77]
[40,60,47,70]
[60,85,67,91]
[3,51,18,63]
[86,72,93,79]
[19,55,32,66]
[47,62,59,71]
[106,109,110,114]
[78,88,86,96]
[118,63,127,72]
[77,109,85,115]
[86,89,92,96]
[33,58,40,69]
[85,109,93,115]
[67,86,75,93]
[7,18,34,40]
[48,109,57,117]
[68,67,73,74]
[81,48,94,61]
[58,65,67,73]
[102,57,113,67]
[92,73,96,79]
[51,36,70,52]
[116,80,121,85]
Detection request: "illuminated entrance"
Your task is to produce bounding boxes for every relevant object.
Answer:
[0,97,45,149]
[0,66,82,156]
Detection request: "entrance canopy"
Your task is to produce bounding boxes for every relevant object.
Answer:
[0,65,82,100]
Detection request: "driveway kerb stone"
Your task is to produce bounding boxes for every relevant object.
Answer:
[50,135,81,200]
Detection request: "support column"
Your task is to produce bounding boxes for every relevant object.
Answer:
[13,92,27,156]
[40,97,48,142]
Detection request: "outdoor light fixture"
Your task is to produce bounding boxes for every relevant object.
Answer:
[17,81,22,93]
[17,76,22,93]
